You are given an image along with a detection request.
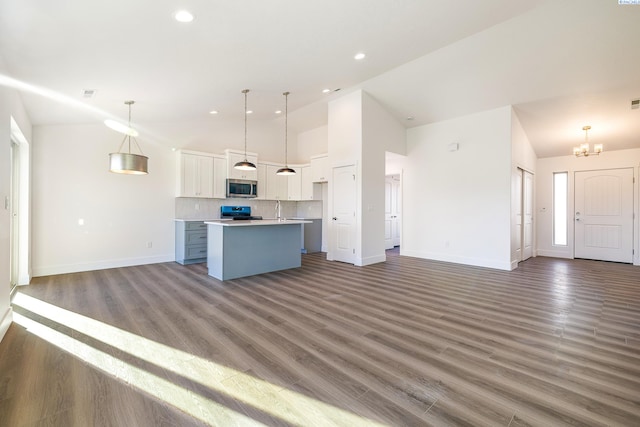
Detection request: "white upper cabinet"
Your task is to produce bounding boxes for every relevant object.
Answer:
[226,149,258,180]
[176,151,214,198]
[310,154,329,182]
[265,164,288,200]
[300,165,314,201]
[256,163,267,200]
[213,156,227,199]
[287,167,302,200]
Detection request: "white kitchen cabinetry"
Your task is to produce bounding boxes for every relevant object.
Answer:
[310,154,329,182]
[265,164,288,200]
[256,163,267,200]
[287,167,302,200]
[225,149,258,180]
[300,165,314,200]
[213,155,227,198]
[177,151,214,198]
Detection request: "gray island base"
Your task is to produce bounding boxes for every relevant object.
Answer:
[205,220,311,281]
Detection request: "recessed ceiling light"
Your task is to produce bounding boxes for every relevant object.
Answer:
[246,110,253,114]
[354,52,366,60]
[174,10,194,23]
[275,110,282,114]
[209,110,218,115]
[322,88,331,93]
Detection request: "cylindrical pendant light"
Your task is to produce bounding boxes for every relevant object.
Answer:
[109,100,148,175]
[234,89,257,171]
[276,91,295,176]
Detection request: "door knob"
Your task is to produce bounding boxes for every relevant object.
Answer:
[332,217,337,221]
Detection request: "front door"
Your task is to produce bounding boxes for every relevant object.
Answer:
[574,168,634,263]
[331,165,356,264]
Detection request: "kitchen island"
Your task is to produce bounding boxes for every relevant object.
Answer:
[205,219,311,281]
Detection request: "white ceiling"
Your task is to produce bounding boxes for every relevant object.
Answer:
[1,0,639,158]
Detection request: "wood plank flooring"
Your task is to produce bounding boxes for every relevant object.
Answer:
[1,251,640,426]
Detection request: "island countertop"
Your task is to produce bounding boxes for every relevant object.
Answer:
[205,219,311,227]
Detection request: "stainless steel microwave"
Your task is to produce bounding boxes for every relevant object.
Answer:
[226,179,258,198]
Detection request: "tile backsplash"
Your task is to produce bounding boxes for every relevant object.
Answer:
[175,198,323,220]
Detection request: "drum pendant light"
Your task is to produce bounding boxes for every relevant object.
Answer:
[234,89,257,171]
[276,91,295,176]
[108,100,148,175]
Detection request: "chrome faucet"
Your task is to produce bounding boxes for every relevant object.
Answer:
[275,199,281,220]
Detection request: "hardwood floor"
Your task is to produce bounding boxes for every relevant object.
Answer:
[1,251,640,426]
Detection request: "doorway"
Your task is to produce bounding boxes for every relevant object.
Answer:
[384,175,401,250]
[515,168,534,262]
[574,168,634,263]
[10,139,19,292]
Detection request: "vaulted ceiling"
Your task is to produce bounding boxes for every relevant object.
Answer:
[1,0,639,158]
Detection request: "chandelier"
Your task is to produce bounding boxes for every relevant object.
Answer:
[573,125,603,157]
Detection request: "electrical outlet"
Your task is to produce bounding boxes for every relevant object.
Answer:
[195,203,200,211]
[147,242,153,248]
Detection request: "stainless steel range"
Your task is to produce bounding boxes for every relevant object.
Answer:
[220,206,263,221]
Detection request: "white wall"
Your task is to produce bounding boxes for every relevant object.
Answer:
[138,116,298,165]
[510,108,537,267]
[0,62,33,341]
[296,125,328,162]
[361,92,405,265]
[327,91,362,263]
[536,148,640,265]
[403,106,513,270]
[32,124,176,276]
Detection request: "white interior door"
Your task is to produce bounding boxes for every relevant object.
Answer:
[10,140,20,290]
[522,170,534,260]
[384,177,393,250]
[331,165,356,263]
[391,175,401,246]
[514,170,523,261]
[575,168,634,263]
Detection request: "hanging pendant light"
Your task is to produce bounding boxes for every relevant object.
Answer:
[234,89,257,171]
[108,100,148,175]
[276,91,296,176]
[573,125,603,157]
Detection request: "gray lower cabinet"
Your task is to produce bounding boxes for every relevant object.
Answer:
[175,221,208,265]
[303,219,322,253]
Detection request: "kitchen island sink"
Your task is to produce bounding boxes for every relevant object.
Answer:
[205,219,311,281]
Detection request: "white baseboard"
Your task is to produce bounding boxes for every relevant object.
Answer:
[0,307,13,343]
[32,254,175,277]
[400,250,512,271]
[355,254,386,267]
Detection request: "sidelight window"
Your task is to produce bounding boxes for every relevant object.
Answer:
[553,172,568,246]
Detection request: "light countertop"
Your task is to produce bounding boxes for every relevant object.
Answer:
[205,219,312,227]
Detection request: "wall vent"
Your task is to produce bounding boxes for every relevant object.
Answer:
[82,89,96,98]
[632,98,639,110]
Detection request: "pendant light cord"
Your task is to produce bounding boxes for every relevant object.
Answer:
[127,101,132,154]
[243,89,249,161]
[284,91,289,166]
[116,100,144,156]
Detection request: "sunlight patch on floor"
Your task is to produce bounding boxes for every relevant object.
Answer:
[13,292,386,427]
[13,311,261,426]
